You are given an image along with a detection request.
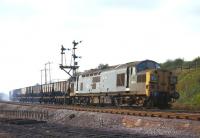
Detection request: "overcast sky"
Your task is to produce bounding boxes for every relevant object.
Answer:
[0,0,200,93]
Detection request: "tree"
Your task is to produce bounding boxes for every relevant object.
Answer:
[191,57,200,68]
[174,58,184,67]
[192,57,200,64]
[161,58,184,69]
[161,60,174,69]
[98,64,109,69]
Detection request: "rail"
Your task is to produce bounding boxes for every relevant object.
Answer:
[0,101,200,121]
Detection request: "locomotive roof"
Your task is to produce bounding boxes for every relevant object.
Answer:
[80,61,141,76]
[80,60,159,76]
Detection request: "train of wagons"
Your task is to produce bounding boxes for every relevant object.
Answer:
[10,59,179,108]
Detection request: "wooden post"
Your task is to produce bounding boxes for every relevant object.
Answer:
[195,61,197,70]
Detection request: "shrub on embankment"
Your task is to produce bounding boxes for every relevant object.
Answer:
[173,68,200,110]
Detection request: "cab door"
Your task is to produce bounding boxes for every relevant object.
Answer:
[157,70,170,92]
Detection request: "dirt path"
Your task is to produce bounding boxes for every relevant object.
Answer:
[0,119,160,138]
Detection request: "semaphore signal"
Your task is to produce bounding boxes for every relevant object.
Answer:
[59,40,82,79]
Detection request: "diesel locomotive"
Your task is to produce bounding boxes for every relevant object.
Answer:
[10,60,179,108]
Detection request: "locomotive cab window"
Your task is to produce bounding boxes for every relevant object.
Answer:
[137,74,146,83]
[116,73,125,86]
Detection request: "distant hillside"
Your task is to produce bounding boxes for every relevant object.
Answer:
[173,68,200,110]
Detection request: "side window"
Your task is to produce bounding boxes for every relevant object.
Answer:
[137,74,146,83]
[116,73,125,86]
[80,83,83,91]
[92,76,100,83]
[92,83,96,89]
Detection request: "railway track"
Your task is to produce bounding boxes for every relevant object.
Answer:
[1,101,200,121]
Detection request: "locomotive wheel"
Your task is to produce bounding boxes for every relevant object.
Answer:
[144,99,154,109]
[135,97,144,106]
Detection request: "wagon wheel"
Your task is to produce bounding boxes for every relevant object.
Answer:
[113,97,120,107]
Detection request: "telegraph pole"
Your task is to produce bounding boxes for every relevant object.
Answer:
[40,69,44,85]
[48,62,52,83]
[44,63,48,84]
[44,62,52,84]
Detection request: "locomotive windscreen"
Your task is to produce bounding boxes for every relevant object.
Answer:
[136,60,160,73]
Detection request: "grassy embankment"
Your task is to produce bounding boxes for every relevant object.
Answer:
[173,68,200,110]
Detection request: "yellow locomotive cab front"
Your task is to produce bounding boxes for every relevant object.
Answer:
[145,69,179,108]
